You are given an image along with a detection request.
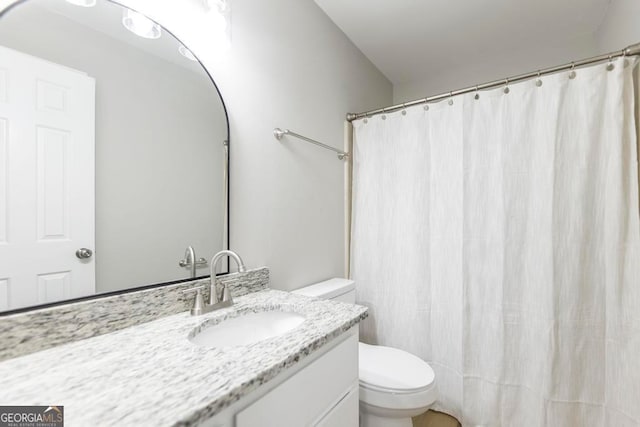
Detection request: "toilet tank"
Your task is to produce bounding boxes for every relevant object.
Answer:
[292,278,356,303]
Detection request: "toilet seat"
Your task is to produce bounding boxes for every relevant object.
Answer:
[358,342,437,410]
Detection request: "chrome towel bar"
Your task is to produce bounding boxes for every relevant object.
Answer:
[274,128,349,160]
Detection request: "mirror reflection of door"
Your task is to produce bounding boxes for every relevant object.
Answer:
[0,0,229,312]
[0,46,96,310]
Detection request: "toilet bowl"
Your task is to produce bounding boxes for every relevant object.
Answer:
[292,278,438,427]
[359,342,437,427]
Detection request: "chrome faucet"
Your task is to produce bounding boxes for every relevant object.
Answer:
[209,250,246,305]
[183,250,246,316]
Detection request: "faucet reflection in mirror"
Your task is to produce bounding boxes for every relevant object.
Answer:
[178,246,208,279]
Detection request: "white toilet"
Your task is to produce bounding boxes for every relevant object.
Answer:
[293,278,437,427]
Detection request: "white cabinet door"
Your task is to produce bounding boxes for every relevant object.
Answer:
[0,45,95,311]
[236,333,359,427]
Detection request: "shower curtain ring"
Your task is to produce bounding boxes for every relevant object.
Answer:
[401,103,407,115]
[503,78,510,94]
[474,86,480,100]
[569,62,576,79]
[622,49,630,67]
[381,107,387,120]
[607,55,615,71]
[423,98,430,111]
[448,91,454,106]
[535,70,543,87]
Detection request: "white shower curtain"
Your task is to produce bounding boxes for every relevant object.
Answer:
[351,57,640,426]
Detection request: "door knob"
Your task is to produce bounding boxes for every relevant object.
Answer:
[76,248,93,259]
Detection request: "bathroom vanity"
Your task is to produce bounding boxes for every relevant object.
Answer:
[0,286,367,426]
[215,326,359,427]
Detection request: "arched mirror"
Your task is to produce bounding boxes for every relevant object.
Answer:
[0,0,229,313]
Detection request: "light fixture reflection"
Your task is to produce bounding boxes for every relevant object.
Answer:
[122,9,161,39]
[210,9,227,32]
[65,0,96,7]
[205,0,227,13]
[178,45,197,62]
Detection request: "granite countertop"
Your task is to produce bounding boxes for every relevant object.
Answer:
[0,289,368,427]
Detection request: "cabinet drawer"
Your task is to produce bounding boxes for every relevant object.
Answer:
[315,385,358,427]
[236,331,358,427]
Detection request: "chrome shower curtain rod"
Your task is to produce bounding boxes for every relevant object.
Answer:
[346,42,640,122]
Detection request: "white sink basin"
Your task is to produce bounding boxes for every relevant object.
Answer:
[189,310,306,348]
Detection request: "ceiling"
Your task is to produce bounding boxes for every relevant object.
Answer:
[314,0,612,85]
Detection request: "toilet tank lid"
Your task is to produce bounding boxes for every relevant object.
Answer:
[292,278,355,299]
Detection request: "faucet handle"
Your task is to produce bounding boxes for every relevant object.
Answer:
[221,284,233,303]
[182,286,205,316]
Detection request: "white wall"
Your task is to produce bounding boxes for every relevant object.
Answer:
[393,34,598,103]
[0,3,228,292]
[393,0,640,104]
[221,0,391,290]
[95,0,393,291]
[594,0,640,52]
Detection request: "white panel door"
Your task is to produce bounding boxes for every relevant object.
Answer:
[0,45,95,311]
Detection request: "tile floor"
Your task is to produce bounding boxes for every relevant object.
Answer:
[413,410,461,427]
